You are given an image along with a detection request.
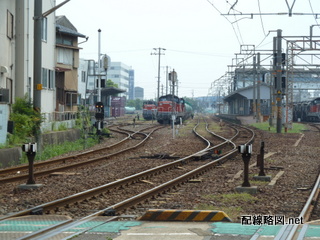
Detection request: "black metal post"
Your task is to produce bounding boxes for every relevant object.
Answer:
[258,141,266,176]
[242,153,251,187]
[26,152,36,184]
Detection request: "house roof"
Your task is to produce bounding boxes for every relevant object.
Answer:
[223,83,271,102]
[56,15,86,38]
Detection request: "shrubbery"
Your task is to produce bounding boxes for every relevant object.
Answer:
[7,95,43,146]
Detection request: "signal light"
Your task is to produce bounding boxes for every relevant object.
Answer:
[214,149,222,155]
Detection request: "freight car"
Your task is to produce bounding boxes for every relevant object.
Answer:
[142,100,157,120]
[125,106,136,114]
[293,97,320,122]
[156,94,193,124]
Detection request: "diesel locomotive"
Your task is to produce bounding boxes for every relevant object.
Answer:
[142,100,157,120]
[156,94,193,124]
[293,97,320,122]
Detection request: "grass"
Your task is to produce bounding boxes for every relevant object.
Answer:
[195,204,243,221]
[196,193,259,221]
[250,121,307,133]
[21,138,98,164]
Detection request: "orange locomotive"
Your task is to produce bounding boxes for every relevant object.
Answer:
[156,94,193,124]
[142,100,157,120]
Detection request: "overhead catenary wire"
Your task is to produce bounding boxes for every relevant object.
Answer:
[308,0,320,28]
[205,0,243,46]
[257,0,267,37]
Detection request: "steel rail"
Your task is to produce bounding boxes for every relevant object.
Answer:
[274,172,320,240]
[37,124,255,240]
[0,126,164,184]
[0,124,159,176]
[0,128,131,176]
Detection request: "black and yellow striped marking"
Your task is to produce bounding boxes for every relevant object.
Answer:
[139,209,232,222]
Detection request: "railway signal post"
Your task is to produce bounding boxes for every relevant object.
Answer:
[95,102,104,136]
[19,143,43,189]
[235,144,257,194]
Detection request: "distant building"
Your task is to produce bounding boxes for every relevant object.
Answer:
[134,87,144,100]
[107,62,131,99]
[128,69,135,100]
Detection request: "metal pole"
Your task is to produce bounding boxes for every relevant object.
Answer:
[33,0,42,152]
[253,56,256,118]
[257,52,261,122]
[166,66,168,95]
[276,29,282,133]
[157,49,161,102]
[98,29,101,102]
[34,0,42,111]
[97,29,102,133]
[151,48,165,102]
[172,70,175,139]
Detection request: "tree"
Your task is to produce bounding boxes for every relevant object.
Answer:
[106,79,118,88]
[126,99,143,110]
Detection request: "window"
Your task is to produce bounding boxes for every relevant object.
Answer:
[57,48,73,65]
[42,68,48,88]
[81,71,86,82]
[48,70,55,89]
[7,10,14,39]
[42,68,55,89]
[56,35,73,46]
[42,17,47,41]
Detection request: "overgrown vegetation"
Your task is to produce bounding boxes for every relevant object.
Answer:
[5,95,44,147]
[24,138,98,162]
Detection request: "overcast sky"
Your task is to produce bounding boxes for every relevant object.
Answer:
[55,0,320,99]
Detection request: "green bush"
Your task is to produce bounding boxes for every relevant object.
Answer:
[8,95,44,145]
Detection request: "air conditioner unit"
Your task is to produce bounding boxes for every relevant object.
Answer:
[0,89,9,103]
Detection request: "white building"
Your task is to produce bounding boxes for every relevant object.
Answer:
[0,0,57,143]
[107,62,131,99]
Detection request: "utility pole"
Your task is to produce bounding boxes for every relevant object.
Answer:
[257,52,261,122]
[34,0,42,112]
[98,29,101,102]
[33,0,70,151]
[151,48,166,102]
[253,55,256,118]
[275,29,283,133]
[166,66,169,95]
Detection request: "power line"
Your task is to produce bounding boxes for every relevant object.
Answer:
[308,0,320,28]
[205,0,242,45]
[166,49,231,58]
[257,0,267,37]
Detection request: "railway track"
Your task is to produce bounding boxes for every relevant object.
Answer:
[0,124,162,184]
[0,118,255,239]
[251,122,320,240]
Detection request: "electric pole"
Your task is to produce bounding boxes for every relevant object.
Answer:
[276,29,283,133]
[98,29,101,102]
[151,48,166,102]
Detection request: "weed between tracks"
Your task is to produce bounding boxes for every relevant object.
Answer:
[250,122,306,133]
[195,193,258,221]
